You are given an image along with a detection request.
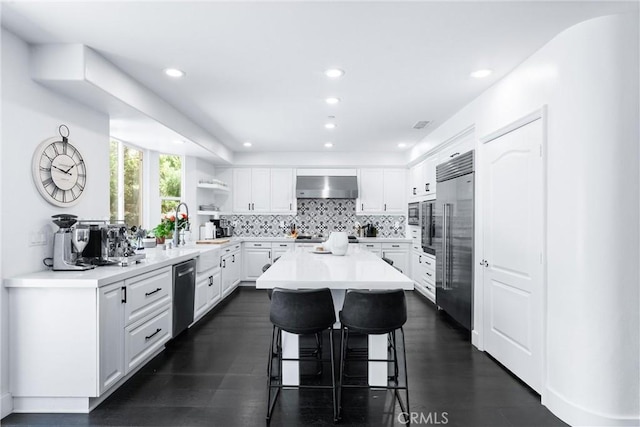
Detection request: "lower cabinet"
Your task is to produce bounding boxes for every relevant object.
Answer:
[124,307,172,373]
[99,283,125,394]
[194,249,223,322]
[381,243,411,274]
[244,242,272,280]
[360,242,382,256]
[412,250,436,302]
[221,244,242,297]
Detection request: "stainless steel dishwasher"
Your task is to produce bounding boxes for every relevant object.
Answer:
[173,259,196,337]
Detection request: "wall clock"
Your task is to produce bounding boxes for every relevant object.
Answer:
[32,125,87,207]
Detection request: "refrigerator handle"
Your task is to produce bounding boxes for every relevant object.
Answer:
[442,203,449,290]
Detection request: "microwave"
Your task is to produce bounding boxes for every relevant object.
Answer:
[408,202,420,225]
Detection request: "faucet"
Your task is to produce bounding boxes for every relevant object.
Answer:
[173,202,189,247]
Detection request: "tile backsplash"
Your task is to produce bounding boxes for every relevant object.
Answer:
[222,199,405,238]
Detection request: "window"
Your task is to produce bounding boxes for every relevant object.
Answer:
[109,140,143,227]
[159,154,182,215]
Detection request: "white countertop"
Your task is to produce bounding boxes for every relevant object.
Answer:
[4,244,220,289]
[256,246,414,290]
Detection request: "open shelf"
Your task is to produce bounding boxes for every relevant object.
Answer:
[197,183,230,192]
[197,210,221,216]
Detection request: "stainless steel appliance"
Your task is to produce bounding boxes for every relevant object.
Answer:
[296,175,359,199]
[79,221,145,266]
[173,259,196,337]
[50,214,95,271]
[434,150,474,331]
[408,202,420,225]
[420,200,436,256]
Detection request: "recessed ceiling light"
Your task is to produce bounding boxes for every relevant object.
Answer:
[325,97,341,105]
[470,69,492,79]
[397,143,407,148]
[325,68,345,78]
[324,123,336,129]
[324,142,334,148]
[243,142,252,147]
[164,68,185,78]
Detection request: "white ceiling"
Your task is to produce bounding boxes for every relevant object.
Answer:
[2,1,636,156]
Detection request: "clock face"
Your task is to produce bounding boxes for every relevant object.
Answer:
[32,137,86,207]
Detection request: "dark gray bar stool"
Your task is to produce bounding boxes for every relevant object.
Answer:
[267,287,338,423]
[337,289,409,423]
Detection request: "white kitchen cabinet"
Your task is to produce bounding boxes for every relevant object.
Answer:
[381,242,411,275]
[124,307,172,373]
[99,282,125,394]
[244,242,272,280]
[270,168,296,213]
[272,241,294,260]
[194,249,222,322]
[423,155,438,197]
[409,161,423,199]
[358,169,384,212]
[221,243,242,297]
[409,156,436,199]
[360,242,382,257]
[412,250,435,302]
[123,267,172,327]
[357,169,406,214]
[232,168,271,213]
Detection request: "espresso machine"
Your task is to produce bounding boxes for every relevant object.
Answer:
[51,214,95,271]
[80,221,146,266]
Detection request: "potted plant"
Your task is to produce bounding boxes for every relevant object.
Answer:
[152,212,189,244]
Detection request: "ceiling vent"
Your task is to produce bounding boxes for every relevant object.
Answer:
[413,120,431,130]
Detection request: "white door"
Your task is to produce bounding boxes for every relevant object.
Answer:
[270,169,295,213]
[194,274,210,320]
[424,155,438,196]
[358,169,384,212]
[208,270,222,306]
[382,169,406,213]
[251,168,271,212]
[244,248,272,280]
[482,118,543,393]
[232,169,252,213]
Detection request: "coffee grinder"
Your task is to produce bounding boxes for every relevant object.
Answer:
[51,214,95,271]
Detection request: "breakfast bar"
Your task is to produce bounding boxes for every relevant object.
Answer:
[256,246,413,386]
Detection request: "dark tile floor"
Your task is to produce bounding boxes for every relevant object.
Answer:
[3,288,567,427]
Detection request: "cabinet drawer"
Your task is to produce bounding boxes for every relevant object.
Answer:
[272,242,293,249]
[422,255,435,271]
[360,243,381,249]
[381,242,410,250]
[423,269,435,286]
[125,307,171,373]
[124,267,172,326]
[246,242,272,248]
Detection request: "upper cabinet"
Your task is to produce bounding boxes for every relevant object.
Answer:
[357,169,406,214]
[270,169,296,214]
[230,168,296,214]
[232,168,270,213]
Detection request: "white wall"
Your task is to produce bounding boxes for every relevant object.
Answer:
[0,28,111,416]
[410,13,639,426]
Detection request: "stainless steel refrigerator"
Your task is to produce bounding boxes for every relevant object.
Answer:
[434,150,474,331]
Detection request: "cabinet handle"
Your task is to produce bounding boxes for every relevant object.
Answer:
[145,288,162,297]
[251,203,254,210]
[121,286,127,303]
[255,243,262,247]
[232,254,235,263]
[279,244,287,247]
[361,203,364,210]
[392,244,399,248]
[209,276,213,286]
[289,203,292,210]
[426,183,430,192]
[145,328,162,341]
[450,152,460,158]
[412,187,416,195]
[426,272,432,277]
[248,203,250,210]
[220,258,222,267]
[425,183,428,192]
[419,255,422,263]
[223,259,226,268]
[269,250,271,258]
[384,203,387,211]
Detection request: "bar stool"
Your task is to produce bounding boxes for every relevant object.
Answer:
[267,288,338,423]
[337,289,409,423]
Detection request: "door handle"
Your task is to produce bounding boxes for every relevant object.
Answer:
[442,203,450,290]
[121,286,127,303]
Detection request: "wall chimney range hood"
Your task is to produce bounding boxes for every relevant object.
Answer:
[296,176,358,199]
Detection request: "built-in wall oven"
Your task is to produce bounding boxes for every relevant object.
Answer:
[408,202,420,226]
[421,200,436,255]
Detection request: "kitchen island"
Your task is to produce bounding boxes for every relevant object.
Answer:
[256,245,413,386]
